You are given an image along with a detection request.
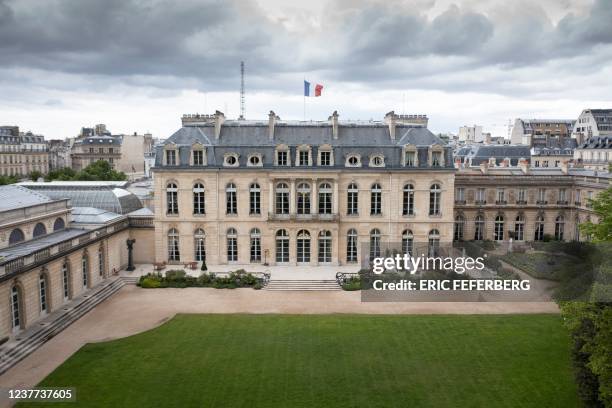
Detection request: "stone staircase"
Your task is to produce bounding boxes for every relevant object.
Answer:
[265,279,341,291]
[0,277,127,376]
[121,276,140,285]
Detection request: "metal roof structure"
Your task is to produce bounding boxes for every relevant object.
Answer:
[0,185,54,212]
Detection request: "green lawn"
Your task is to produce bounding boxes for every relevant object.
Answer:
[22,314,579,408]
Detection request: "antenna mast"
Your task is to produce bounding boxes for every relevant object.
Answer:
[239,61,245,120]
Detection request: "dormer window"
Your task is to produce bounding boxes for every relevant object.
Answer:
[405,151,415,167]
[346,155,361,167]
[248,154,263,167]
[320,151,331,166]
[193,150,204,166]
[370,155,385,167]
[432,152,442,167]
[318,144,334,166]
[224,154,239,167]
[299,150,309,166]
[275,146,289,166]
[166,150,177,166]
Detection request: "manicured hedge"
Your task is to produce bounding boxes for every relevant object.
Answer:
[138,269,264,289]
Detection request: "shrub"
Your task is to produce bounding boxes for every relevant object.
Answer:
[140,277,162,288]
[342,276,361,291]
[165,270,186,281]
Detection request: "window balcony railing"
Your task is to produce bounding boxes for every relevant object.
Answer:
[454,200,466,205]
[475,200,486,205]
[536,200,548,205]
[495,200,507,205]
[557,200,569,205]
[268,212,339,222]
[516,200,527,205]
[575,201,582,206]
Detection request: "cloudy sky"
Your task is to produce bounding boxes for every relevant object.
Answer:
[0,0,611,139]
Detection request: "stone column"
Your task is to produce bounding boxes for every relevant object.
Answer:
[333,181,339,215]
[290,180,296,215]
[268,180,274,215]
[311,180,318,215]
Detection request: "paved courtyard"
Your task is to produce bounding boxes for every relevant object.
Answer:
[0,282,559,400]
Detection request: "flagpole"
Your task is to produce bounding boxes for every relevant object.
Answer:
[303,76,306,121]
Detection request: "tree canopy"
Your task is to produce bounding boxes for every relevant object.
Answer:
[46,160,127,182]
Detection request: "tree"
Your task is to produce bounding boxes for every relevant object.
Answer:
[0,175,18,185]
[561,187,612,407]
[29,170,43,181]
[46,161,127,182]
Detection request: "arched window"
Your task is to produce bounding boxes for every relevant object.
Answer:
[226,183,237,215]
[193,183,205,215]
[494,215,504,241]
[297,183,311,215]
[193,228,206,262]
[402,230,414,256]
[429,184,441,216]
[475,215,484,240]
[11,285,22,331]
[555,215,565,241]
[166,183,178,215]
[39,273,48,314]
[318,183,332,214]
[249,183,261,215]
[347,183,358,215]
[227,228,238,262]
[428,229,440,257]
[62,261,70,301]
[454,215,464,241]
[403,184,415,216]
[297,230,311,264]
[250,228,261,262]
[275,229,289,263]
[275,182,289,215]
[318,230,332,263]
[82,253,89,288]
[168,228,180,262]
[370,184,382,215]
[514,215,525,241]
[9,228,24,245]
[98,246,105,277]
[53,217,65,231]
[33,222,47,238]
[370,229,381,259]
[195,228,206,262]
[534,215,545,241]
[347,229,358,263]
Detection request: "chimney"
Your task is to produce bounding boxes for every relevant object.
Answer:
[268,110,277,141]
[329,111,339,139]
[214,110,225,140]
[384,111,397,141]
[519,158,529,174]
[485,133,492,145]
[501,157,510,167]
[454,158,462,169]
[479,162,489,174]
[488,157,496,167]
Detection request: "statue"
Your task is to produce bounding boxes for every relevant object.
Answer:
[126,238,136,271]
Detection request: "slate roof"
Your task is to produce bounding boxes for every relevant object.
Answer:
[0,228,87,263]
[455,145,531,166]
[578,136,612,149]
[71,207,122,224]
[155,121,453,169]
[0,185,55,212]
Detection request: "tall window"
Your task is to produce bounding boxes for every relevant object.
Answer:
[275,182,290,215]
[370,229,381,260]
[405,151,416,167]
[454,215,465,241]
[535,215,545,241]
[474,215,484,240]
[193,183,205,215]
[98,247,104,276]
[227,228,238,262]
[54,218,65,231]
[168,228,180,261]
[318,230,332,263]
[249,183,261,215]
[276,229,289,263]
[166,183,178,215]
[555,216,565,241]
[402,230,414,256]
[194,229,206,262]
[226,183,237,215]
[33,222,47,238]
[431,151,442,167]
[277,150,288,166]
[347,183,358,215]
[403,184,414,215]
[318,183,332,214]
[558,189,567,203]
[514,215,524,241]
[9,228,24,245]
[82,254,89,288]
[39,274,47,314]
[428,230,440,257]
[537,188,546,203]
[496,188,505,203]
[298,150,309,166]
[347,229,358,263]
[370,184,382,215]
[11,285,21,331]
[476,188,486,204]
[455,187,465,203]
[517,188,527,203]
[193,150,204,165]
[62,262,70,300]
[297,230,311,263]
[429,184,441,216]
[494,215,504,241]
[166,150,176,165]
[297,183,311,215]
[250,228,261,262]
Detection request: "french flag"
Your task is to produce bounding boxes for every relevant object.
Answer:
[304,80,323,97]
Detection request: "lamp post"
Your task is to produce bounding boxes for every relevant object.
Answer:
[126,238,136,271]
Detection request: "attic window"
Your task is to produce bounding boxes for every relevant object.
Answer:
[248,154,262,167]
[346,155,361,167]
[224,154,239,167]
[370,155,385,167]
